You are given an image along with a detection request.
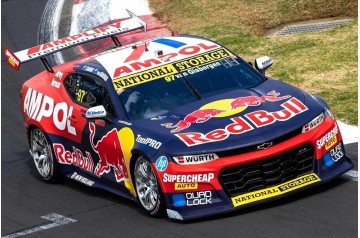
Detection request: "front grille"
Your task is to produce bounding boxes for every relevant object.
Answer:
[216,127,302,157]
[220,143,314,197]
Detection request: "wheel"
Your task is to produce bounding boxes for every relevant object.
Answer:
[30,128,60,183]
[134,156,165,217]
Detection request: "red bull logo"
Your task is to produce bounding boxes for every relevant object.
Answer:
[161,91,290,133]
[176,97,308,146]
[231,91,290,109]
[89,123,136,196]
[161,109,225,133]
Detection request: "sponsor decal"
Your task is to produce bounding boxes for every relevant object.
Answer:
[330,143,344,162]
[166,209,183,220]
[316,125,338,150]
[163,173,214,183]
[175,97,307,146]
[4,47,20,70]
[136,134,162,149]
[113,64,177,90]
[174,48,231,71]
[262,58,272,67]
[173,191,212,207]
[89,122,136,196]
[323,153,334,167]
[71,172,95,186]
[151,115,178,120]
[23,88,76,135]
[112,46,235,90]
[324,143,344,167]
[81,65,109,81]
[174,182,198,190]
[54,70,63,80]
[151,115,167,120]
[53,144,94,172]
[162,109,226,133]
[118,120,132,126]
[155,156,168,172]
[302,112,325,133]
[51,79,61,88]
[86,110,105,116]
[161,91,292,134]
[93,69,109,81]
[173,153,219,165]
[113,42,219,78]
[186,61,221,75]
[173,194,186,207]
[26,21,128,59]
[185,191,212,206]
[82,65,95,73]
[232,173,320,207]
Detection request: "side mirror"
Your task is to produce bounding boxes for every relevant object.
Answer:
[85,105,107,119]
[255,56,273,76]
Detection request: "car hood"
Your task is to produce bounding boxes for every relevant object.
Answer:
[132,79,324,155]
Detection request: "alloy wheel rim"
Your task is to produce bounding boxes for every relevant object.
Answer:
[134,158,159,211]
[31,129,52,178]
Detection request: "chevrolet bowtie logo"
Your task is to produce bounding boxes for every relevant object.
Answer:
[257,142,273,150]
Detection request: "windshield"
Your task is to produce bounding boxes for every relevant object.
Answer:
[118,51,264,120]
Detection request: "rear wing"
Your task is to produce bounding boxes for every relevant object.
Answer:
[5,9,146,72]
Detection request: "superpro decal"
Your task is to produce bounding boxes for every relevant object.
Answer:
[231,173,320,207]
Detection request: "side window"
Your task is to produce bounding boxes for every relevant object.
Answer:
[64,73,116,116]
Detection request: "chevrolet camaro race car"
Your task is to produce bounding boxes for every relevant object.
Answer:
[5,10,353,220]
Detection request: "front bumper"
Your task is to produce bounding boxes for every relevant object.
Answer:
[155,117,354,220]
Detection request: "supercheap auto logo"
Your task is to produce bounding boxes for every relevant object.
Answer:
[161,91,308,146]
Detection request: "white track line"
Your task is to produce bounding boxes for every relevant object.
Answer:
[2,213,77,238]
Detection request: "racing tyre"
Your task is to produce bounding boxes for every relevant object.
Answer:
[134,156,165,217]
[30,128,60,183]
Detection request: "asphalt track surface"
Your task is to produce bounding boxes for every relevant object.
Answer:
[1,1,358,237]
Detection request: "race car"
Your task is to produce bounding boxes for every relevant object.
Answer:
[5,10,353,220]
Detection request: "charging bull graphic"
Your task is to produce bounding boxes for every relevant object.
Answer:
[89,122,136,196]
[161,91,290,133]
[161,109,225,133]
[231,90,290,109]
